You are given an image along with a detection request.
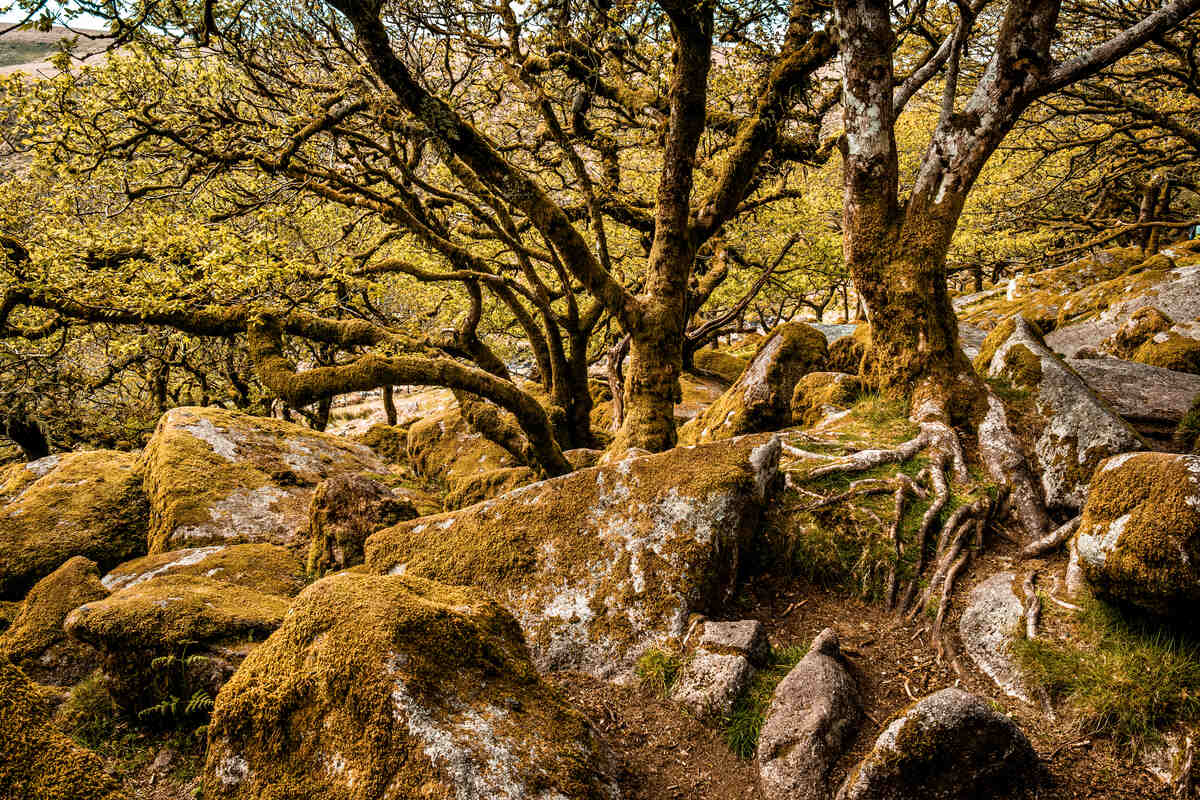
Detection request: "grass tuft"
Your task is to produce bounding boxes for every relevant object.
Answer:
[1014,598,1200,752]
[635,647,684,697]
[722,643,808,758]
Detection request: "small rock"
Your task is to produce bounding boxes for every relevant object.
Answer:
[837,687,1036,800]
[758,629,861,800]
[959,572,1030,703]
[697,619,770,664]
[670,650,754,719]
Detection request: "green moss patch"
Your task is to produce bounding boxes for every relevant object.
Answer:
[104,543,306,598]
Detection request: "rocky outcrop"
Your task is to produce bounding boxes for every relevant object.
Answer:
[975,316,1145,512]
[305,474,419,577]
[693,348,750,383]
[0,556,107,685]
[1074,452,1200,617]
[366,434,781,679]
[0,660,129,800]
[1132,331,1200,374]
[64,573,291,714]
[682,323,828,444]
[1101,306,1175,358]
[959,572,1030,702]
[758,629,861,800]
[202,572,621,800]
[406,408,534,505]
[837,688,1037,800]
[1067,356,1200,441]
[140,407,385,553]
[670,619,768,718]
[0,450,148,599]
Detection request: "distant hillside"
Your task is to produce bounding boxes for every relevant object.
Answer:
[0,26,109,70]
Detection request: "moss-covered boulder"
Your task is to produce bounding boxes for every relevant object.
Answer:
[790,372,864,428]
[102,542,307,597]
[1132,331,1200,374]
[974,316,1145,512]
[0,451,148,600]
[0,556,107,685]
[202,572,620,800]
[306,475,419,577]
[693,347,750,383]
[1074,452,1200,617]
[826,324,870,374]
[353,423,409,464]
[836,688,1036,800]
[64,573,291,715]
[1101,306,1174,358]
[406,408,531,506]
[0,660,129,800]
[682,323,828,444]
[140,407,385,553]
[365,434,780,679]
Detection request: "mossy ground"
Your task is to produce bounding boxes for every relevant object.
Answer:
[1014,597,1200,752]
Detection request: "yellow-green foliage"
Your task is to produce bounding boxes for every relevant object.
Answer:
[105,543,307,598]
[202,572,617,800]
[365,435,774,660]
[1014,598,1200,751]
[1132,331,1200,374]
[683,323,828,444]
[139,407,382,553]
[790,372,864,427]
[0,450,149,600]
[1077,453,1200,616]
[694,348,750,383]
[0,556,107,685]
[0,660,129,800]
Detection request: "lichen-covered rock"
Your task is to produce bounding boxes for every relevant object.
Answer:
[958,572,1030,702]
[366,434,781,679]
[975,316,1145,512]
[0,556,107,685]
[1074,452,1200,616]
[140,407,385,553]
[670,619,768,719]
[1101,306,1174,358]
[444,465,537,509]
[64,574,290,714]
[1133,331,1200,374]
[0,450,148,599]
[1068,356,1200,442]
[837,688,1036,800]
[306,475,419,577]
[102,543,307,597]
[202,572,621,800]
[0,660,129,800]
[758,629,861,800]
[683,323,828,444]
[791,372,864,428]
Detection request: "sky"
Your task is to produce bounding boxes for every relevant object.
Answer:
[0,3,109,30]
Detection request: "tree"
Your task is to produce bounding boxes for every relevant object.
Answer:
[834,0,1200,419]
[0,0,852,462]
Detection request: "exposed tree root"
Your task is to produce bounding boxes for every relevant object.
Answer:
[1023,571,1041,640]
[1021,516,1082,559]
